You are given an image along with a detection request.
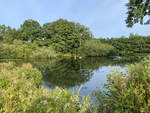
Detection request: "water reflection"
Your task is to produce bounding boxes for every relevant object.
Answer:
[37,57,137,89]
[41,58,94,88]
[0,57,140,95]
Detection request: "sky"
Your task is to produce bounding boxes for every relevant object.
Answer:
[0,0,150,38]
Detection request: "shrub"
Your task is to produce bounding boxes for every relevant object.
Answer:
[78,39,114,57]
[0,41,57,59]
[93,58,150,113]
[30,46,57,59]
[0,76,9,89]
[0,62,92,113]
[0,42,33,59]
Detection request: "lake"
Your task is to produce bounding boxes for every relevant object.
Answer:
[0,57,138,96]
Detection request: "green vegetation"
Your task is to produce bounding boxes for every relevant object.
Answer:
[19,19,43,41]
[1,57,149,113]
[1,1,150,112]
[0,62,91,113]
[126,0,150,27]
[78,39,114,57]
[93,58,150,113]
[100,33,150,57]
[0,19,117,59]
[43,19,93,53]
[1,19,150,59]
[0,40,57,59]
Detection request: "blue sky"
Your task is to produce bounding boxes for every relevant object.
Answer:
[0,0,150,38]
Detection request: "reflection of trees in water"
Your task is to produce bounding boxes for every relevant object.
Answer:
[110,56,142,67]
[41,57,139,89]
[41,59,94,88]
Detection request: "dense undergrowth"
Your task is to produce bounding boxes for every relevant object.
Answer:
[93,58,150,113]
[0,62,91,113]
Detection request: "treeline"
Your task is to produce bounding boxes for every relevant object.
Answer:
[0,19,114,58]
[0,19,150,59]
[99,33,150,57]
[0,19,93,54]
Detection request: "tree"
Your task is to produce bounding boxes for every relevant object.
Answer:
[0,25,5,40]
[3,27,16,43]
[126,0,150,27]
[0,25,16,43]
[19,19,42,41]
[43,19,93,53]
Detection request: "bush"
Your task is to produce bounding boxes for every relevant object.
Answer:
[30,46,57,59]
[78,39,114,57]
[0,41,57,59]
[93,58,150,113]
[0,62,92,113]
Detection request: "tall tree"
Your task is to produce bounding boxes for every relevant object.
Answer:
[19,19,42,41]
[126,0,150,27]
[43,19,93,53]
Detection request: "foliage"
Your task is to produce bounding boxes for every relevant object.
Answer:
[126,0,150,27]
[30,46,57,59]
[0,19,94,57]
[0,40,57,59]
[43,19,93,53]
[78,39,114,57]
[19,19,42,41]
[0,25,16,43]
[1,19,150,58]
[101,34,150,56]
[0,62,92,113]
[93,58,150,113]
